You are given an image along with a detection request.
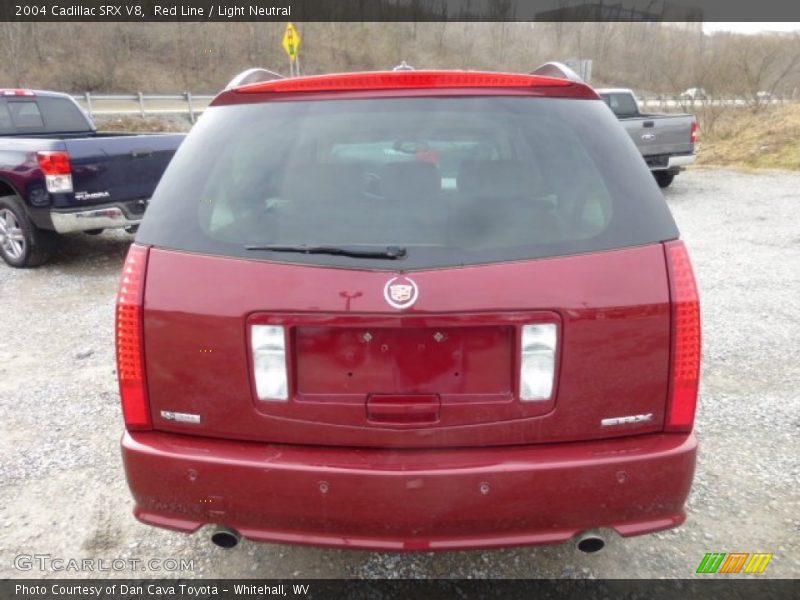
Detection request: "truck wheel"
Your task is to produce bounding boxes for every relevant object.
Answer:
[653,171,676,189]
[0,195,58,268]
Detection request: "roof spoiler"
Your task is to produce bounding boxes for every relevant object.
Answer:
[530,62,584,83]
[225,68,284,90]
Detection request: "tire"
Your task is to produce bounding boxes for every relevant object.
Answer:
[84,229,105,236]
[653,171,676,189]
[0,195,58,268]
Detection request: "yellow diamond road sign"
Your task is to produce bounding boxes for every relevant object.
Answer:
[282,23,301,61]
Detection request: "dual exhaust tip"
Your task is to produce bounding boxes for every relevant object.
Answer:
[209,525,607,553]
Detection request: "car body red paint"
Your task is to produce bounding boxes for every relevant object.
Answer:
[118,70,701,550]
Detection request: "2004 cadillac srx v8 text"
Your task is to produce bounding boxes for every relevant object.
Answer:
[117,66,701,552]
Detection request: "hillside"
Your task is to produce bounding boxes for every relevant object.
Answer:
[2,22,799,98]
[698,103,800,171]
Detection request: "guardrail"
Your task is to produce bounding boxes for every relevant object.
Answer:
[71,93,216,123]
[71,92,795,123]
[638,95,792,109]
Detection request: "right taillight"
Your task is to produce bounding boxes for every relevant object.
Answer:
[691,120,699,144]
[665,240,701,432]
[116,244,151,430]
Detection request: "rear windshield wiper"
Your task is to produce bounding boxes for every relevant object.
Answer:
[245,244,407,259]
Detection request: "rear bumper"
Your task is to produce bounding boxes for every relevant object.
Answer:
[50,201,146,233]
[122,431,697,551]
[667,153,697,169]
[649,153,697,171]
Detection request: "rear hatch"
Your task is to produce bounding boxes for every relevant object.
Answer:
[134,77,681,448]
[65,134,183,209]
[140,246,670,447]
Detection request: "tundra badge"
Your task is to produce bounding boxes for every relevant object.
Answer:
[74,190,110,201]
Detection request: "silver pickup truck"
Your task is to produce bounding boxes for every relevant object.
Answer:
[598,88,697,188]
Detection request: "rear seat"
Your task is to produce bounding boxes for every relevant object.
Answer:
[454,160,563,245]
[379,161,442,201]
[277,163,367,202]
[457,160,549,199]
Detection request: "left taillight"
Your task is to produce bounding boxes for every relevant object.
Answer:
[36,150,73,194]
[116,244,151,430]
[251,325,289,401]
[520,323,557,401]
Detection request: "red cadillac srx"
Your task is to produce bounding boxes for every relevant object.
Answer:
[117,68,701,552]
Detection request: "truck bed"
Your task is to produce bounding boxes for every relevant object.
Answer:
[59,133,184,210]
[615,113,695,157]
[0,132,184,223]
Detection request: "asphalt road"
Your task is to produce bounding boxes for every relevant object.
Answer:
[0,168,798,579]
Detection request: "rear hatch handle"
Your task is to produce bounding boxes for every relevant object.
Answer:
[367,394,441,426]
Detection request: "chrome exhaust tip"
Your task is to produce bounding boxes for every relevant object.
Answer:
[576,531,607,554]
[210,526,241,549]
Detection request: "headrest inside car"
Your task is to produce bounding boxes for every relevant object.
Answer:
[457,160,547,199]
[277,163,365,201]
[380,161,441,201]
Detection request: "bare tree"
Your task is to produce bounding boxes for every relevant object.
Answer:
[0,23,31,86]
[3,21,800,105]
[733,33,800,110]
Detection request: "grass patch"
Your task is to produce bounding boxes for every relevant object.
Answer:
[697,103,800,171]
[95,115,192,133]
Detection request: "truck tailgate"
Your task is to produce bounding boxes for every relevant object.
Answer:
[64,134,183,205]
[622,115,694,157]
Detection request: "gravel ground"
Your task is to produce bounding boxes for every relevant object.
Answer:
[0,168,798,579]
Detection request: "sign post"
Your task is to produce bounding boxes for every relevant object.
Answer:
[282,22,302,77]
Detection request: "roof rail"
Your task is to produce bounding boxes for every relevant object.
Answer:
[530,62,584,83]
[225,68,284,90]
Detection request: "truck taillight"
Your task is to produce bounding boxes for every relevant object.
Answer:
[251,325,289,401]
[691,120,699,143]
[36,151,73,194]
[116,244,151,430]
[520,323,557,401]
[665,241,701,432]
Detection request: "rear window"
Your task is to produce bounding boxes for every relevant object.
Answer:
[0,96,91,135]
[137,95,677,270]
[601,93,639,118]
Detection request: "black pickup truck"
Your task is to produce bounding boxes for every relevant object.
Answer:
[0,89,184,267]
